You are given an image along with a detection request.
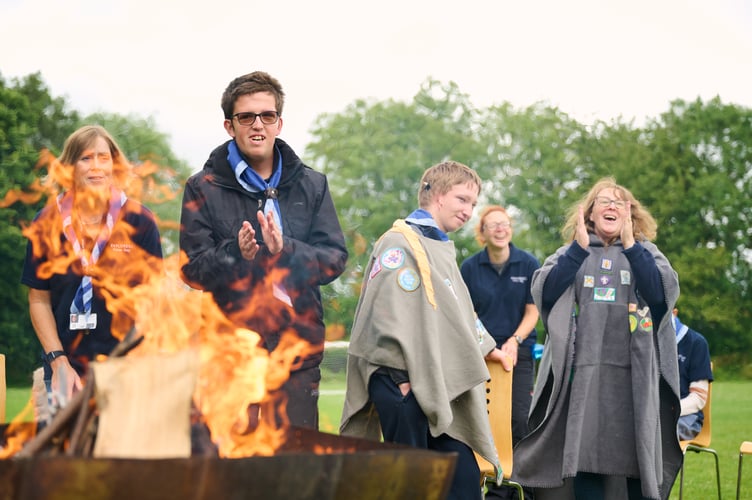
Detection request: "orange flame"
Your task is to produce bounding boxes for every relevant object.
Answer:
[2,150,308,459]
[0,401,37,458]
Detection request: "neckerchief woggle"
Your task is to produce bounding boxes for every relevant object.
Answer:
[229,140,283,235]
[404,208,448,241]
[58,187,127,323]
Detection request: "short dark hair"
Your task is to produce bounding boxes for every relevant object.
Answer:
[221,71,285,119]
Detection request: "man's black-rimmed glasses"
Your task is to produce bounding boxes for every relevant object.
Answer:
[233,111,280,126]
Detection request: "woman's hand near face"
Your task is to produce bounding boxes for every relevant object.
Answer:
[621,201,635,249]
[575,204,590,249]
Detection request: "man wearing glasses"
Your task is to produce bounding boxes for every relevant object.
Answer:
[179,71,347,431]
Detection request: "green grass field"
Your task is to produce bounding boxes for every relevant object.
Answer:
[5,377,750,498]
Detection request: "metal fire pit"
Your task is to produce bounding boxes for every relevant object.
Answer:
[0,425,456,500]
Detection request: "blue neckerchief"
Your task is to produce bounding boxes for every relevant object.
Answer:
[228,140,283,234]
[58,187,127,314]
[404,208,448,241]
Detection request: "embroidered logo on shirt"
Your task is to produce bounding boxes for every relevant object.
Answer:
[599,275,611,286]
[381,247,405,270]
[108,242,133,253]
[397,268,420,292]
[584,275,595,288]
[511,276,528,283]
[600,258,613,271]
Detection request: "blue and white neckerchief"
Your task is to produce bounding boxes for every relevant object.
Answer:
[58,187,127,315]
[404,208,448,241]
[674,315,689,344]
[228,140,284,235]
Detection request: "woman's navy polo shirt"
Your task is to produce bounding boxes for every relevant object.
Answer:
[460,243,540,348]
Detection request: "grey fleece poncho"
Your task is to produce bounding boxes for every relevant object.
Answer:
[339,220,500,473]
[512,236,682,500]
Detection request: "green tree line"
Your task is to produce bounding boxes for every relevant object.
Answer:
[2,73,750,383]
[306,79,752,378]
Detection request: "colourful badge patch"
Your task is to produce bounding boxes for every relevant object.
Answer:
[620,270,631,285]
[600,258,613,271]
[583,275,595,288]
[381,247,406,270]
[629,314,638,332]
[397,268,420,291]
[368,257,382,280]
[593,287,616,302]
[628,302,637,312]
[599,275,611,286]
[639,317,653,332]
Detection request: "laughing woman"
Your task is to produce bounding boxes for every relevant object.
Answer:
[21,125,163,407]
[512,177,682,500]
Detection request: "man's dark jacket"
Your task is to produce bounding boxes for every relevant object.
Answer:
[180,138,347,368]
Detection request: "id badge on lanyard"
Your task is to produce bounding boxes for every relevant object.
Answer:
[70,313,97,330]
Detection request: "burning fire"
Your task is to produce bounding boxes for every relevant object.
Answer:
[1,150,312,459]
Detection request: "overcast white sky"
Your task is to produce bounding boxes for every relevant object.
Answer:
[2,0,751,171]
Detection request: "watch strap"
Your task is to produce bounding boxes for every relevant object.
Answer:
[44,350,67,363]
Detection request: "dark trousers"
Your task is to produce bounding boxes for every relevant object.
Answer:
[369,373,482,500]
[282,365,321,429]
[573,472,649,500]
[486,347,536,500]
[246,365,320,432]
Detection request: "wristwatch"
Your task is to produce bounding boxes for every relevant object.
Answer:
[514,335,524,345]
[44,350,67,363]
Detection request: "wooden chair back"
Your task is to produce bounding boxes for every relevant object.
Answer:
[476,359,514,479]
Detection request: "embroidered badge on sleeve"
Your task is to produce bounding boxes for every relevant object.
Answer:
[397,268,420,291]
[381,247,406,270]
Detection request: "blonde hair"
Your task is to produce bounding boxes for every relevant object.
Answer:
[418,160,481,208]
[474,205,511,246]
[561,176,657,243]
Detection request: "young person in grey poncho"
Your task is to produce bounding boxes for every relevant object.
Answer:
[512,177,682,500]
[340,161,510,500]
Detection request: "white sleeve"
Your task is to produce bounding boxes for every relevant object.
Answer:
[680,379,709,416]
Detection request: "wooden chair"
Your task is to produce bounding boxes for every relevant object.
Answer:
[678,367,720,500]
[737,441,752,500]
[475,359,524,499]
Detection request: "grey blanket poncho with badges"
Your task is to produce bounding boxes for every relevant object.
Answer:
[513,235,682,500]
[340,220,500,474]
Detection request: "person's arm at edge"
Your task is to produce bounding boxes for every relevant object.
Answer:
[28,288,81,399]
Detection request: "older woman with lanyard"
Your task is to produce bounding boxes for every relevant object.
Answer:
[21,125,163,408]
